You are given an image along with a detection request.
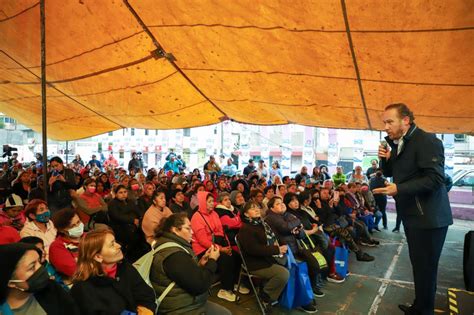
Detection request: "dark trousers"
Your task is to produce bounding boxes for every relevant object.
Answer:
[217,251,241,291]
[404,226,448,315]
[375,197,387,228]
[395,214,402,230]
[296,248,320,288]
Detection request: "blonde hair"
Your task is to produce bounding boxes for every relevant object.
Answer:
[73,229,115,282]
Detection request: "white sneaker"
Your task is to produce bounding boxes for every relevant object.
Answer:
[217,289,237,302]
[234,284,250,294]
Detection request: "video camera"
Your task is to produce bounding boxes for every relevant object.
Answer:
[2,145,18,158]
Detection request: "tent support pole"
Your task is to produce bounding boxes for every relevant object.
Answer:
[40,0,48,202]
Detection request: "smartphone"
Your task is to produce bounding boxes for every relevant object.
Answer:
[333,191,339,199]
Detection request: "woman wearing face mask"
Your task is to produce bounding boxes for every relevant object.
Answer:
[0,243,79,315]
[107,185,140,260]
[72,178,108,231]
[127,178,142,205]
[0,194,26,231]
[70,230,156,315]
[142,190,172,244]
[49,208,84,286]
[20,199,57,259]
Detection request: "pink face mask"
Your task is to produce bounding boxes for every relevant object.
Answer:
[131,184,140,191]
[87,187,96,194]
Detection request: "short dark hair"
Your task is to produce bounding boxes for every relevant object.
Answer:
[20,236,44,246]
[267,196,282,210]
[49,156,63,164]
[385,103,415,124]
[52,208,77,235]
[248,159,254,163]
[242,200,261,214]
[154,212,188,238]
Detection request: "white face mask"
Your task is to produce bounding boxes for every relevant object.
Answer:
[68,222,84,238]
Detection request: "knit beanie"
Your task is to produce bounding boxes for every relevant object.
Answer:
[0,243,41,303]
[229,190,240,205]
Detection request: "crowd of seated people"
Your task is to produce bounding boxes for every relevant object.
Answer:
[0,154,388,314]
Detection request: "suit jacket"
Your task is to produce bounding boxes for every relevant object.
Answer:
[380,124,452,229]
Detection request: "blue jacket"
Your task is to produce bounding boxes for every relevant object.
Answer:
[380,124,452,229]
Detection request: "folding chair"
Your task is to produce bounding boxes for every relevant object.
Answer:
[235,235,267,315]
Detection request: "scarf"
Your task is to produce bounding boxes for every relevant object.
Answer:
[242,216,279,247]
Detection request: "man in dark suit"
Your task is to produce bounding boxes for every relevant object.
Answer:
[373,103,453,315]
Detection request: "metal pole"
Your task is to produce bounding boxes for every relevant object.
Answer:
[40,0,48,202]
[220,123,224,155]
[65,141,69,164]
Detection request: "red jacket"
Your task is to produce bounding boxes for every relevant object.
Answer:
[191,191,227,255]
[49,235,80,277]
[0,226,20,245]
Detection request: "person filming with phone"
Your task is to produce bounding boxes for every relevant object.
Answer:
[373,103,452,315]
[48,157,76,213]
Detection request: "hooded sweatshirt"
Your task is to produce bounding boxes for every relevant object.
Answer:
[215,204,241,250]
[190,191,227,256]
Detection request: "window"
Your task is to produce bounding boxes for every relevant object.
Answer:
[155,130,159,136]
[145,129,149,136]
[108,131,113,136]
[131,128,135,136]
[183,128,191,137]
[458,172,474,187]
[454,134,466,142]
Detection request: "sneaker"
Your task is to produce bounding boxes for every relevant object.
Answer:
[360,239,376,247]
[312,288,325,298]
[373,227,381,232]
[234,284,250,295]
[356,252,375,262]
[327,273,345,284]
[217,289,237,302]
[392,228,400,232]
[299,304,318,313]
[370,239,380,245]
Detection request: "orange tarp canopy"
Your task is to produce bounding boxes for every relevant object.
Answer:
[0,0,473,140]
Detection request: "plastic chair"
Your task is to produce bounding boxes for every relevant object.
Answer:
[235,235,267,315]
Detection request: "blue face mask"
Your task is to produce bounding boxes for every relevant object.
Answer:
[35,210,51,223]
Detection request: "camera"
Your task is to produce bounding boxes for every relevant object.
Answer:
[2,145,18,158]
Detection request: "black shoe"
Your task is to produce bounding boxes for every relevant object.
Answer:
[312,287,325,298]
[398,304,420,314]
[299,303,318,313]
[383,226,388,230]
[392,228,400,232]
[374,227,381,232]
[356,252,375,262]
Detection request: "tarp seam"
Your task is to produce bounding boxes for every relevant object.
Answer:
[122,0,227,119]
[340,0,372,129]
[0,49,125,129]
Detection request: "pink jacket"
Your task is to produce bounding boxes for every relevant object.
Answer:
[191,191,227,256]
[0,210,25,231]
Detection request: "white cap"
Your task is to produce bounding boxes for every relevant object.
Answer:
[5,194,23,208]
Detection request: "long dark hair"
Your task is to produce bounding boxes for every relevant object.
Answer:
[154,212,188,238]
